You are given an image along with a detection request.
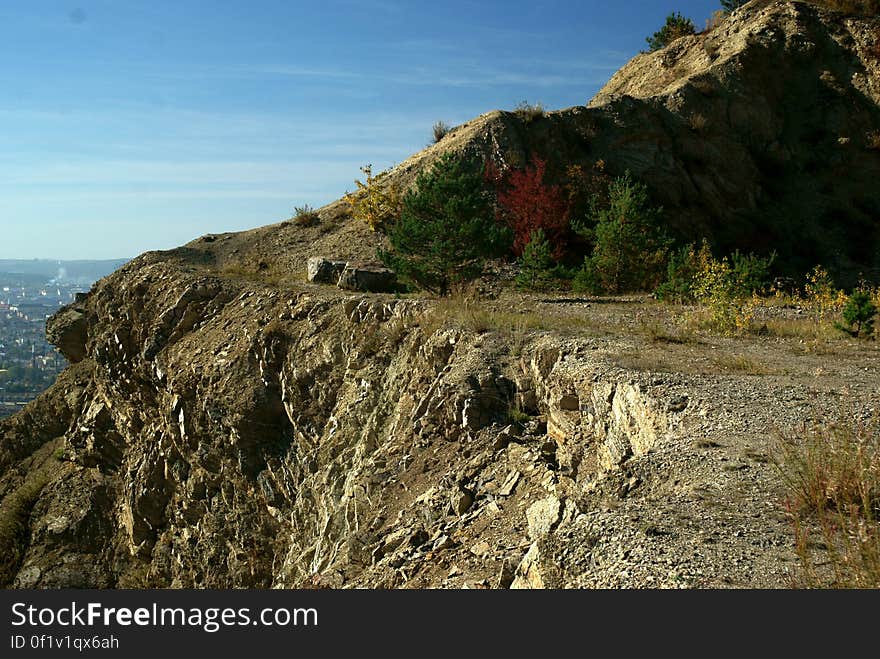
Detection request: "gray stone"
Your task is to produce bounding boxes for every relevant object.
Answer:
[337,262,397,293]
[526,496,562,540]
[307,257,347,284]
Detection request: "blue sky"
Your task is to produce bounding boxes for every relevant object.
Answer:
[1,1,724,259]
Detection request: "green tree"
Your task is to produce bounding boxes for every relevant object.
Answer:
[646,12,696,52]
[835,290,877,338]
[516,229,557,291]
[655,243,700,303]
[720,0,748,11]
[380,154,511,296]
[574,172,670,294]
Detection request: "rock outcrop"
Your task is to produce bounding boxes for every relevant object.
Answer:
[337,262,397,293]
[306,257,347,285]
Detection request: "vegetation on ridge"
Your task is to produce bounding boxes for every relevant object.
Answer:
[645,12,696,52]
[379,154,510,296]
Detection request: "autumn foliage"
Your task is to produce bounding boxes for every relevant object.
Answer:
[490,157,570,259]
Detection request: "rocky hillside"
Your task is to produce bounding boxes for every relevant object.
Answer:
[1,0,879,589]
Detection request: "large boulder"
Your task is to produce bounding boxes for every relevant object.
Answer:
[46,304,88,363]
[337,262,397,293]
[307,257,348,284]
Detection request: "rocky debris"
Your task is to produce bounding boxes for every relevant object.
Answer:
[306,257,347,284]
[511,542,556,589]
[337,262,397,293]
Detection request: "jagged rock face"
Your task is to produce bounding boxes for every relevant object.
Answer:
[45,303,89,363]
[0,258,709,588]
[366,0,879,283]
[5,254,880,588]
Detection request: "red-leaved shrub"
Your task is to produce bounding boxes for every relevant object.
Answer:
[491,157,570,259]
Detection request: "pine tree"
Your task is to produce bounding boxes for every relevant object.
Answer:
[645,12,696,52]
[835,290,877,338]
[720,0,748,11]
[380,154,511,296]
[516,229,557,291]
[576,172,670,294]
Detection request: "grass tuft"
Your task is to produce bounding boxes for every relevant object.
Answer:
[513,101,545,123]
[773,412,880,588]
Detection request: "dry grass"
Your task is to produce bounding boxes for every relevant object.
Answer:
[616,348,774,376]
[219,263,304,287]
[758,317,838,340]
[292,204,321,227]
[639,320,700,345]
[773,412,880,588]
[0,470,52,585]
[688,112,709,132]
[710,353,772,375]
[513,101,545,123]
[382,315,412,347]
[704,9,727,32]
[614,351,678,373]
[418,297,598,339]
[432,121,452,144]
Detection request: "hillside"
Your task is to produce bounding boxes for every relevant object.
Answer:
[1,0,879,589]
[168,0,880,287]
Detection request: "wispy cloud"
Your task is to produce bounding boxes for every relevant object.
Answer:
[254,61,614,89]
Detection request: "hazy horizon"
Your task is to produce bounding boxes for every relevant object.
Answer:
[2,1,722,260]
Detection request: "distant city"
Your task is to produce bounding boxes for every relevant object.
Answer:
[0,259,127,418]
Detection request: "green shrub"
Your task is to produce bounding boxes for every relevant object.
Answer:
[655,243,700,303]
[646,12,696,52]
[835,290,877,337]
[803,265,847,319]
[655,240,775,330]
[729,249,775,296]
[379,154,511,296]
[574,172,670,294]
[689,242,774,333]
[720,0,748,10]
